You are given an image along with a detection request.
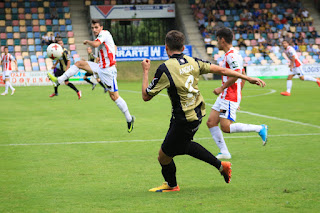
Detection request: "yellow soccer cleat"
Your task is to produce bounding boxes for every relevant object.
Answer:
[47,72,59,87]
[149,182,180,192]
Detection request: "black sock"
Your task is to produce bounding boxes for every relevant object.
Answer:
[54,86,58,94]
[67,82,79,93]
[98,81,106,89]
[161,160,177,187]
[186,141,221,170]
[84,78,94,85]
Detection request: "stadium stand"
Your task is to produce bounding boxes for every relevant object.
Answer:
[0,0,80,72]
[189,0,320,66]
[84,0,174,5]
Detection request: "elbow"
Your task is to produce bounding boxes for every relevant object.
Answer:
[142,94,152,102]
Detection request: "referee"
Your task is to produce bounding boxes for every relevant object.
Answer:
[49,39,81,99]
[82,47,108,92]
[142,30,266,192]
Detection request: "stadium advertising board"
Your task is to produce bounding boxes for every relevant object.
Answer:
[247,64,320,78]
[116,45,192,61]
[90,4,175,19]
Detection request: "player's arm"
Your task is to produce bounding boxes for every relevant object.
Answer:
[213,76,238,95]
[14,60,17,71]
[141,59,153,101]
[83,40,100,48]
[209,64,266,87]
[289,56,295,70]
[241,69,246,90]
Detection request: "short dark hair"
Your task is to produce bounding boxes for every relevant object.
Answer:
[4,46,8,49]
[216,27,233,44]
[165,30,185,51]
[91,19,103,26]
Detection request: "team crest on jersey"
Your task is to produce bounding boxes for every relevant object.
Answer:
[231,61,239,69]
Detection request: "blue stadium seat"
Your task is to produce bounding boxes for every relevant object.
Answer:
[57,8,63,13]
[64,7,70,13]
[60,25,66,32]
[34,32,40,38]
[7,33,13,39]
[242,33,248,39]
[27,32,33,38]
[52,19,58,25]
[18,66,24,71]
[24,2,30,7]
[31,55,37,62]
[232,40,237,46]
[25,8,31,13]
[33,66,40,71]
[32,14,38,20]
[30,1,38,7]
[45,14,50,19]
[66,20,72,25]
[8,46,14,52]
[39,19,45,25]
[13,26,19,32]
[28,46,35,52]
[66,25,72,31]
[12,8,18,14]
[26,26,32,32]
[35,38,41,45]
[225,10,230,15]
[43,51,47,57]
[35,45,42,51]
[50,2,55,7]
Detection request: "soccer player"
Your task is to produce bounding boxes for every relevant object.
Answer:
[142,30,266,192]
[1,46,16,96]
[47,19,135,133]
[206,27,268,160]
[49,39,82,99]
[280,40,320,96]
[83,47,108,92]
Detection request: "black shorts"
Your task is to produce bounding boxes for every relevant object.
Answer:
[161,117,201,157]
[54,68,69,83]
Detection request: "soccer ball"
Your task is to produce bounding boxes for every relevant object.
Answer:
[47,43,63,60]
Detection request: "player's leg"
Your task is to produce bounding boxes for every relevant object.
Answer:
[2,78,9,95]
[207,109,231,159]
[298,71,319,85]
[83,73,97,90]
[65,80,81,99]
[6,72,15,95]
[50,68,62,97]
[281,74,294,96]
[96,78,107,92]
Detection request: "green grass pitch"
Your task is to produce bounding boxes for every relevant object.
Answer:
[1,78,320,212]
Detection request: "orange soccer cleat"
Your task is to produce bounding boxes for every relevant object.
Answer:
[280,91,291,96]
[220,161,232,183]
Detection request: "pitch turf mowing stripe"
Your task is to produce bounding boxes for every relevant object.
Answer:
[1,133,320,147]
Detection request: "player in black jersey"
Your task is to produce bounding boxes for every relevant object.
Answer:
[82,47,108,92]
[142,30,266,192]
[49,39,81,99]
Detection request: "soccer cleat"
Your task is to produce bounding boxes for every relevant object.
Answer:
[220,161,232,183]
[11,89,15,95]
[92,83,96,90]
[280,91,291,96]
[259,124,268,146]
[149,182,180,192]
[127,115,135,133]
[216,153,232,160]
[317,78,320,87]
[77,91,82,99]
[47,72,59,87]
[49,93,58,97]
[1,92,8,96]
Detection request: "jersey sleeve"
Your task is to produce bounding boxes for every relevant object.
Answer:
[226,53,241,72]
[146,64,170,97]
[9,54,15,61]
[95,31,108,44]
[194,58,211,74]
[64,49,70,61]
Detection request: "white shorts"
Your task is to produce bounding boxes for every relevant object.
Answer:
[212,96,240,122]
[2,71,11,80]
[87,61,118,92]
[289,66,304,76]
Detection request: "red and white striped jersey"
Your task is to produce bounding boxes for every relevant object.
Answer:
[1,53,15,71]
[95,30,116,69]
[284,46,302,67]
[220,47,243,103]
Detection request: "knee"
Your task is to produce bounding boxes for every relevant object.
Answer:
[75,61,83,68]
[64,81,69,85]
[220,124,230,133]
[206,119,217,128]
[110,93,119,101]
[299,76,304,80]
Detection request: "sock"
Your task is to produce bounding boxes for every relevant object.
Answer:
[54,86,58,94]
[186,141,221,170]
[209,126,229,154]
[67,82,79,93]
[161,160,177,187]
[115,96,132,122]
[99,81,106,89]
[286,80,292,93]
[5,82,9,93]
[58,65,79,84]
[303,76,317,82]
[230,123,262,133]
[7,82,14,91]
[84,78,94,85]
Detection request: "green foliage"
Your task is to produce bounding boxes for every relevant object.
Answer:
[0,79,320,212]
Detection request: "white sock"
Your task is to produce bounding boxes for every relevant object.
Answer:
[5,82,9,93]
[57,65,79,84]
[8,82,14,91]
[230,123,262,133]
[303,76,317,82]
[286,80,292,93]
[115,96,132,122]
[209,126,229,154]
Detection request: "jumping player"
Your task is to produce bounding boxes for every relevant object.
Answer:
[280,40,320,96]
[206,28,268,160]
[48,19,134,132]
[1,46,16,96]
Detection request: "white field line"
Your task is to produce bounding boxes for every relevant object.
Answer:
[1,133,320,147]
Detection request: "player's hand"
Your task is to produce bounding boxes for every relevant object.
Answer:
[51,65,56,69]
[213,87,223,95]
[141,59,151,73]
[83,40,89,45]
[248,77,266,87]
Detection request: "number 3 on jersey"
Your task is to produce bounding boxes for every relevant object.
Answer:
[185,75,198,98]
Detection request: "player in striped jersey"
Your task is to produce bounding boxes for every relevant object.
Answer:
[1,46,16,96]
[47,19,134,133]
[82,47,108,92]
[206,28,268,160]
[280,40,320,96]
